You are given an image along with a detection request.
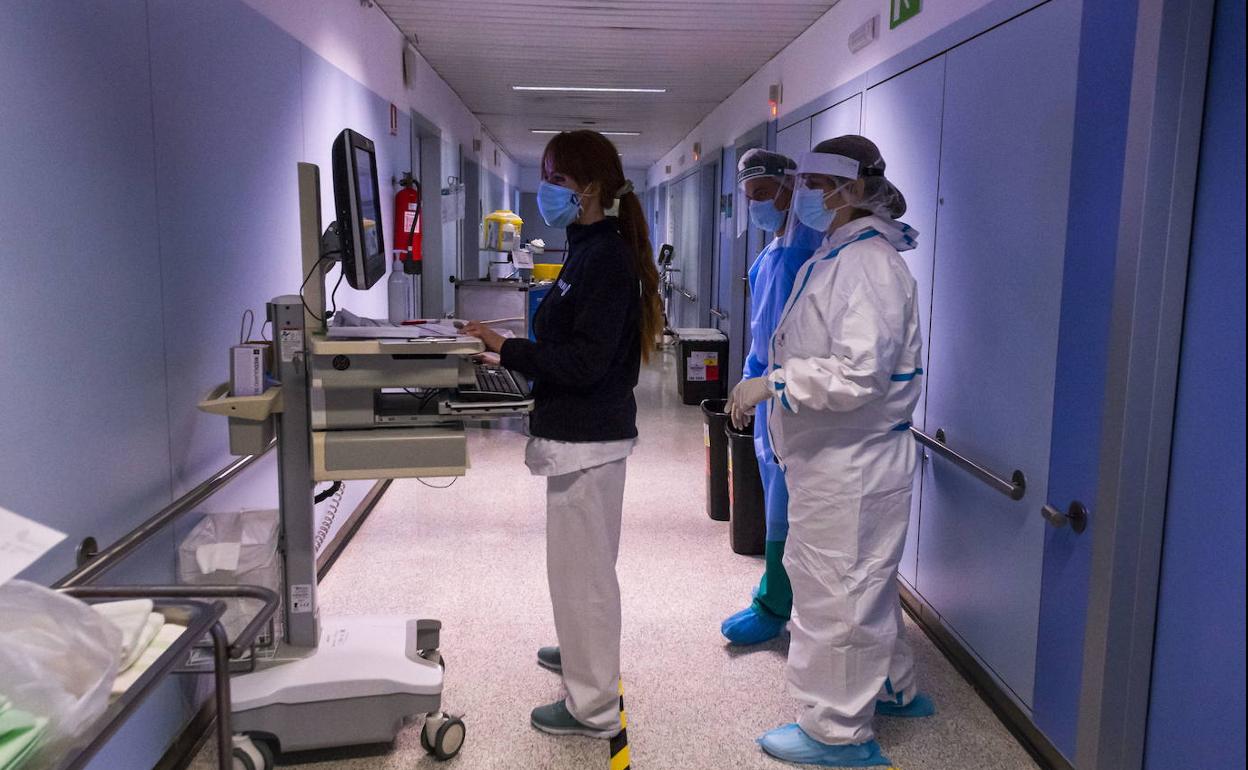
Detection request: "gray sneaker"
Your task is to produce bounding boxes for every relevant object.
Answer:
[536,646,562,673]
[530,699,618,739]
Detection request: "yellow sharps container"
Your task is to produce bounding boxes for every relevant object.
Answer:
[483,210,524,251]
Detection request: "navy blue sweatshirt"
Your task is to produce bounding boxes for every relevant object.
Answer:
[500,217,642,442]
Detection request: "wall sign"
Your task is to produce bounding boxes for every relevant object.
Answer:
[890,0,921,29]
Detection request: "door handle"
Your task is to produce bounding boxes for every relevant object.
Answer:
[1041,501,1089,534]
[710,308,728,320]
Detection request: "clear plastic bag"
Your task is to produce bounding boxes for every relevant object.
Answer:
[0,580,122,756]
[177,509,282,645]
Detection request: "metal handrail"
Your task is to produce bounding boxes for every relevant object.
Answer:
[673,285,697,302]
[54,439,278,588]
[709,308,728,320]
[910,427,1027,501]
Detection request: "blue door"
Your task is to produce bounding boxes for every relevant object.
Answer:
[916,0,1080,705]
[862,56,946,587]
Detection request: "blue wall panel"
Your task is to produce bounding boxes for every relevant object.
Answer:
[862,57,946,588]
[1144,0,1245,764]
[0,0,173,584]
[776,118,811,161]
[809,94,862,147]
[2,1,426,765]
[148,0,305,503]
[1033,0,1139,756]
[916,0,1080,706]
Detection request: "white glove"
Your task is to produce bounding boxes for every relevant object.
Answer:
[728,377,773,430]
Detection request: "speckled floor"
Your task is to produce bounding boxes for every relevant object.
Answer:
[193,350,1039,770]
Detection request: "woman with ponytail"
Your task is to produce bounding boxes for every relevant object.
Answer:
[463,130,661,740]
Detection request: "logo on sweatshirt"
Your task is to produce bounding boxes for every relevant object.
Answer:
[558,279,573,296]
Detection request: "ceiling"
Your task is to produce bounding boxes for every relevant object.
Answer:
[376,0,841,167]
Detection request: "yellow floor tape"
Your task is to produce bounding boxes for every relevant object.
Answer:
[609,680,631,770]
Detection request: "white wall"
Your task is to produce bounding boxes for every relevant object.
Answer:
[647,0,996,186]
[242,0,519,187]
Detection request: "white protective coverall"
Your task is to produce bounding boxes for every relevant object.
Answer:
[766,214,924,745]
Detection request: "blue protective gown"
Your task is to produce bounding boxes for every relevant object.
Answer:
[744,223,822,541]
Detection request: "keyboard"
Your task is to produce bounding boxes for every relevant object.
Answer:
[465,364,529,400]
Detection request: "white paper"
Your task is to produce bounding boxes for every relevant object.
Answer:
[0,507,66,585]
[441,189,456,224]
[328,322,461,339]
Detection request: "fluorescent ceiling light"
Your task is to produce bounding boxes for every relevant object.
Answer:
[513,86,667,94]
[530,129,641,136]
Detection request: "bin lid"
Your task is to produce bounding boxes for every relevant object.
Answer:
[673,327,726,341]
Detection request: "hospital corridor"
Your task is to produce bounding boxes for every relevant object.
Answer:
[1,1,1244,770]
[178,359,1038,770]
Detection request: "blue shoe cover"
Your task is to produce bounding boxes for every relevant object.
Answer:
[721,605,785,645]
[757,724,892,767]
[876,692,935,718]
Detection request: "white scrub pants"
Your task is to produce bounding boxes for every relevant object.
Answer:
[546,457,627,730]
[782,432,918,745]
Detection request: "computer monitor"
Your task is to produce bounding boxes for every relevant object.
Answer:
[332,129,386,290]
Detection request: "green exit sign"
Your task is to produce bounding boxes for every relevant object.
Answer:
[890,0,921,28]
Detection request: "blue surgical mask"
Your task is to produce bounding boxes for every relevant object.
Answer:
[748,198,787,232]
[794,182,852,232]
[537,181,582,228]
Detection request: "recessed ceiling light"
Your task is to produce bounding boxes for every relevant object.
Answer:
[513,86,667,94]
[529,129,642,137]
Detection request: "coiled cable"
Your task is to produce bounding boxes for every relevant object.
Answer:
[314,481,346,552]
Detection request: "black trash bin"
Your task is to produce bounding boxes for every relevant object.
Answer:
[676,329,729,406]
[726,420,766,555]
[701,399,730,521]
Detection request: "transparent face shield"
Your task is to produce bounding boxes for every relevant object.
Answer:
[738,171,796,234]
[784,150,906,248]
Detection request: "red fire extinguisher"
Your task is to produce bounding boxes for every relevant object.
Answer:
[393,172,422,275]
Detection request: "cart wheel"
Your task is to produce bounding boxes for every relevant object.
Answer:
[431,716,466,761]
[254,739,276,770]
[231,735,273,770]
[422,712,445,756]
[231,747,257,770]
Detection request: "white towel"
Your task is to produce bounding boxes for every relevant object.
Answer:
[121,613,165,671]
[91,599,155,666]
[111,624,184,696]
